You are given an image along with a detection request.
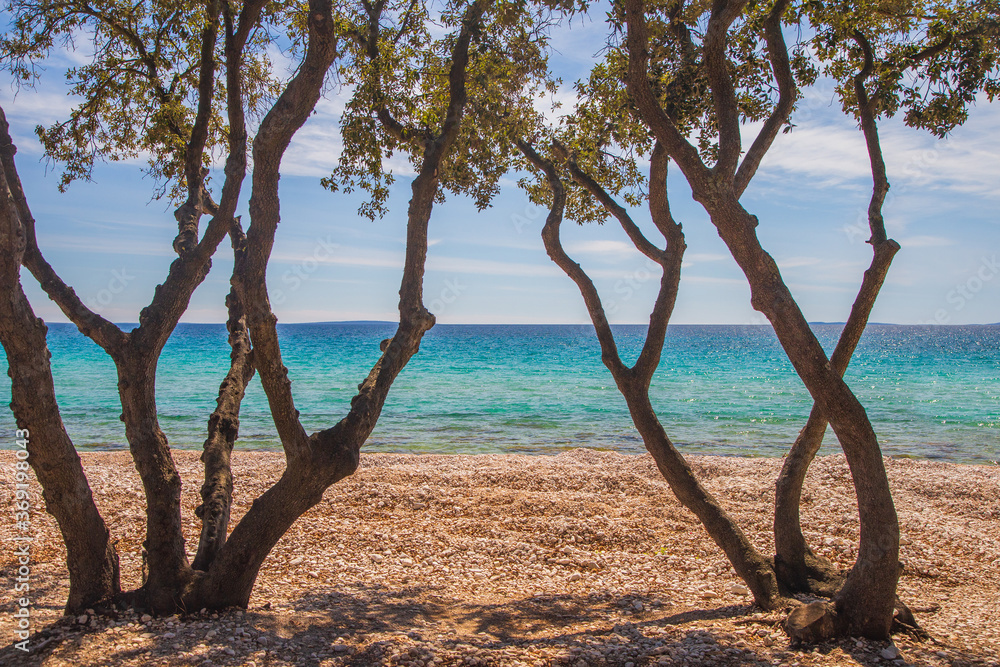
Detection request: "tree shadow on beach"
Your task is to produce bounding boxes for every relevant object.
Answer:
[2,586,997,667]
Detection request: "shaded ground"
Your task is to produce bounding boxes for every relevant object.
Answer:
[1,450,998,666]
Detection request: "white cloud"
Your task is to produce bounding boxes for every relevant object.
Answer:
[564,239,643,259]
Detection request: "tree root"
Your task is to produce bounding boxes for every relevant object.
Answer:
[783,594,925,643]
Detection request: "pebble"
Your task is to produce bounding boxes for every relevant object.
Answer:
[880,645,900,660]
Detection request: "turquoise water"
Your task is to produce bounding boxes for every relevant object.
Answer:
[1,323,997,463]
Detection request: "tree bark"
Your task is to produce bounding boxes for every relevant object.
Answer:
[193,265,255,572]
[0,126,121,614]
[774,31,901,598]
[1,1,260,612]
[184,0,487,610]
[773,239,898,593]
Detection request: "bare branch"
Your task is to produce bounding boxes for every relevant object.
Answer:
[735,0,795,196]
[0,107,126,355]
[633,141,685,383]
[554,141,664,263]
[853,30,889,245]
[518,139,627,377]
[703,0,751,177]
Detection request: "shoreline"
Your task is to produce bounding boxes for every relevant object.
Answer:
[2,449,998,666]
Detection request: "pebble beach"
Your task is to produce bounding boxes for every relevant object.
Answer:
[1,449,998,666]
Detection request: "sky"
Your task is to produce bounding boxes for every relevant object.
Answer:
[2,9,998,327]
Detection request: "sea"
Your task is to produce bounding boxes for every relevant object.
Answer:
[1,323,997,464]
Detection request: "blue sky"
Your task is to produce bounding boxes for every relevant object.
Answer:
[2,10,998,326]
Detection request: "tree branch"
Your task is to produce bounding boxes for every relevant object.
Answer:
[853,30,889,245]
[633,141,686,383]
[518,139,627,377]
[0,107,126,355]
[236,0,340,461]
[623,0,713,187]
[173,0,222,256]
[735,0,795,196]
[555,141,665,263]
[704,0,751,177]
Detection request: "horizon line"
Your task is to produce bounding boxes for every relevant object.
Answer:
[44,320,1000,327]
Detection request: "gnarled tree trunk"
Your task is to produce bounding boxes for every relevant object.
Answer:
[0,119,121,614]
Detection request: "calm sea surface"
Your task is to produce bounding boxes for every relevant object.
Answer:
[1,324,997,463]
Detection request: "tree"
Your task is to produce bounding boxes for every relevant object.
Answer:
[1,0,273,611]
[616,0,998,639]
[774,0,1000,597]
[1,0,560,615]
[519,0,998,640]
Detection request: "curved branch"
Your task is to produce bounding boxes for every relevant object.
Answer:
[518,139,627,377]
[236,0,340,460]
[555,142,664,263]
[704,0,750,176]
[0,107,126,355]
[633,141,685,383]
[362,0,434,146]
[773,30,900,591]
[853,30,889,245]
[173,0,222,256]
[623,0,712,188]
[735,0,795,196]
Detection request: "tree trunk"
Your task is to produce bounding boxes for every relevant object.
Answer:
[116,353,193,612]
[622,379,783,607]
[773,239,898,594]
[708,200,900,638]
[521,139,784,609]
[193,284,255,571]
[0,142,120,614]
[184,0,482,611]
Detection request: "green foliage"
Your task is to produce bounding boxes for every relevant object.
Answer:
[328,0,563,220]
[521,0,818,224]
[0,0,294,199]
[805,0,1000,136]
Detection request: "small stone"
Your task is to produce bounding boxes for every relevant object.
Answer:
[729,583,749,596]
[223,647,236,656]
[140,614,152,623]
[880,645,900,660]
[333,645,350,652]
[371,554,384,563]
[77,614,88,625]
[632,601,644,612]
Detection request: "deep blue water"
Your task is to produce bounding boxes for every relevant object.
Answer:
[1,323,997,463]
